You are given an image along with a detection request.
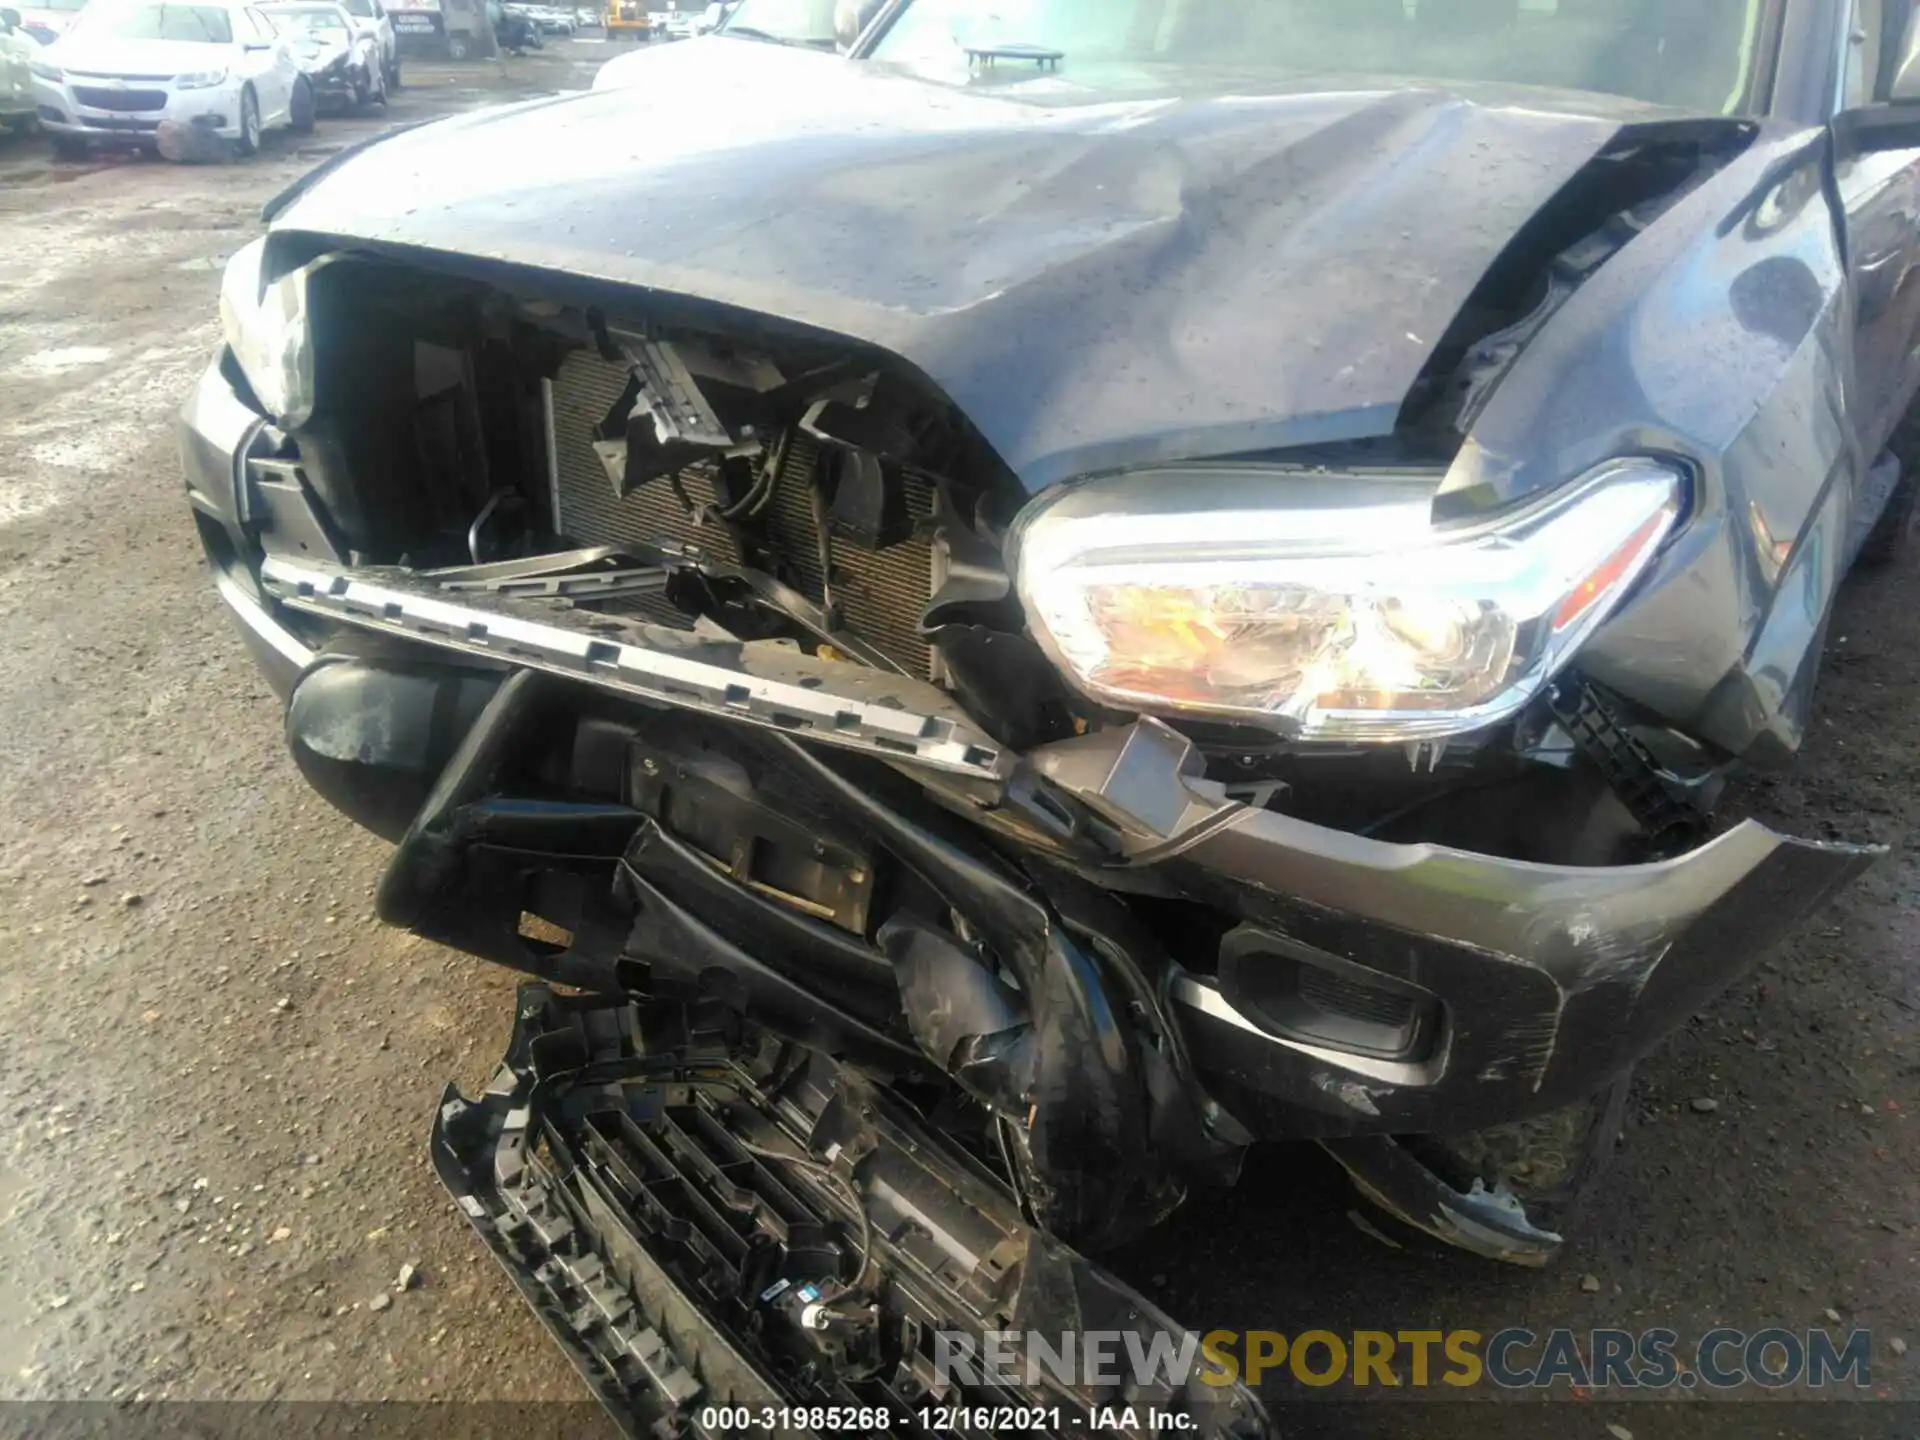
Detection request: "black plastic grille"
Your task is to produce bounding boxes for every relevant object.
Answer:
[73,86,168,111]
[1298,964,1421,1030]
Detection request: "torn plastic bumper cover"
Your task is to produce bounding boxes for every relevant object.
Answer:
[255,551,1874,1286]
[1020,718,1878,1135]
[433,985,1270,1440]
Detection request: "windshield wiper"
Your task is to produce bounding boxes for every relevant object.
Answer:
[719,23,837,48]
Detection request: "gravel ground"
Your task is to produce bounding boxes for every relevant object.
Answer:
[0,46,1913,1440]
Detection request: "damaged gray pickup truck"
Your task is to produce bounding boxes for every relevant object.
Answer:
[182,0,1920,1431]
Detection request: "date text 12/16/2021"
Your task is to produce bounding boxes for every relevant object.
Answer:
[696,1406,1201,1432]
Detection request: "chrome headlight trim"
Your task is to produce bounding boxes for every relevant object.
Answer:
[1011,458,1684,743]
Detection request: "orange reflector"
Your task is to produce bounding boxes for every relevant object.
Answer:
[1551,511,1669,633]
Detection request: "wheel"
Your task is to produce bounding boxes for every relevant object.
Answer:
[387,57,401,89]
[51,133,89,161]
[351,67,370,106]
[370,61,388,106]
[289,76,315,134]
[234,86,261,157]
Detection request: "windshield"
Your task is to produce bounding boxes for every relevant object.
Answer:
[38,0,89,10]
[867,0,1773,116]
[718,0,841,44]
[72,1,235,41]
[264,4,348,30]
[337,0,372,14]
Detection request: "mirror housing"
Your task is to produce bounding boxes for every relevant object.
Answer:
[1836,7,1920,156]
[834,0,880,52]
[0,7,19,30]
[1834,99,1920,152]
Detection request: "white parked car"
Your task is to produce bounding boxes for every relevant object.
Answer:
[260,1,383,108]
[1,7,37,131]
[331,0,393,88]
[31,0,313,159]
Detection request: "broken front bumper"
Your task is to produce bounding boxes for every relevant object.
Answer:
[1145,794,1875,1136]
[181,354,1879,1150]
[434,985,1270,1440]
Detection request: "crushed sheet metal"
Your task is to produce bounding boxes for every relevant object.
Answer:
[259,555,1011,782]
[1322,1137,1565,1267]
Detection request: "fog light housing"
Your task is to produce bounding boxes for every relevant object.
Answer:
[1218,925,1441,1062]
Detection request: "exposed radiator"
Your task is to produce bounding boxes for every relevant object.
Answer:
[548,351,937,677]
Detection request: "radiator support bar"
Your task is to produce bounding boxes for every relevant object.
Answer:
[259,555,1012,783]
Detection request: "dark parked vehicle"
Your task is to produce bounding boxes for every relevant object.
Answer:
[490,0,541,48]
[184,0,1920,1430]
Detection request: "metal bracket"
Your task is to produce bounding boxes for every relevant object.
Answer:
[261,555,1011,783]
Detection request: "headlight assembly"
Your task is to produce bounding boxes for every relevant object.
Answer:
[174,68,229,88]
[1011,459,1682,743]
[28,59,63,82]
[218,237,319,426]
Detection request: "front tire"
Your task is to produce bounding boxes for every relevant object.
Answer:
[289,76,315,134]
[51,134,89,161]
[233,86,261,157]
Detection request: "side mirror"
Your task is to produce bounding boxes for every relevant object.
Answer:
[0,7,20,30]
[1834,101,1920,152]
[1835,10,1920,153]
[834,0,880,52]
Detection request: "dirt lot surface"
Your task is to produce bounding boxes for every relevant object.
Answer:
[0,43,1914,1440]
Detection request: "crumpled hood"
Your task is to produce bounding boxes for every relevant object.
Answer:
[276,41,1641,489]
[291,36,351,65]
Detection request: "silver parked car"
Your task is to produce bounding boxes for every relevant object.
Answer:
[332,0,393,87]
